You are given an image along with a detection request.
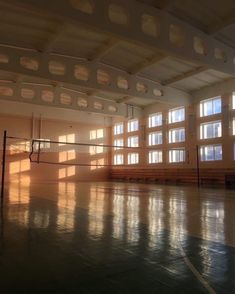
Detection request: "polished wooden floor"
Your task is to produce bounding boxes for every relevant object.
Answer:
[0,181,235,293]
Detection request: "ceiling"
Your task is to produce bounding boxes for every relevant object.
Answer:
[0,0,234,113]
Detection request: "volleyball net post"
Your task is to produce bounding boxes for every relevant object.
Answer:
[1,130,7,201]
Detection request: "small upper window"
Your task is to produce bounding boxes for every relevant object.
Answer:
[168,107,185,124]
[127,119,139,132]
[114,122,124,135]
[200,97,221,117]
[148,113,162,128]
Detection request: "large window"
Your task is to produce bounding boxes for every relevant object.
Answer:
[128,136,139,147]
[114,138,124,150]
[148,113,162,128]
[169,128,185,143]
[168,107,185,124]
[169,149,185,163]
[200,97,221,117]
[233,118,235,135]
[149,150,163,164]
[148,131,162,146]
[114,122,124,135]
[127,119,139,132]
[200,145,222,161]
[128,153,139,164]
[200,121,222,139]
[114,154,124,165]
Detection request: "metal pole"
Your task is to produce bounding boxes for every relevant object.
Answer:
[196,145,200,188]
[1,130,7,200]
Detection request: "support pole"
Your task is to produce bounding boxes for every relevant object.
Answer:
[1,130,7,201]
[196,145,200,188]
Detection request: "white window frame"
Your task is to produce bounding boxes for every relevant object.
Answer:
[128,153,139,165]
[200,97,221,117]
[114,154,124,165]
[114,122,124,135]
[200,145,222,162]
[200,121,222,139]
[169,149,185,163]
[127,136,139,147]
[114,138,124,150]
[148,131,162,146]
[168,107,185,124]
[127,119,139,132]
[148,113,162,128]
[149,150,163,164]
[168,128,185,143]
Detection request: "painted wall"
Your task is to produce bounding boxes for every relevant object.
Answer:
[0,112,111,183]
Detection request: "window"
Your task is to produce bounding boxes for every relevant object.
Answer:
[233,93,235,109]
[233,118,235,135]
[128,153,139,164]
[148,132,162,146]
[200,145,222,161]
[114,139,124,150]
[200,121,222,139]
[34,139,50,150]
[127,119,138,132]
[168,107,185,124]
[169,128,185,143]
[114,122,124,135]
[114,154,124,165]
[169,149,185,163]
[200,97,221,117]
[128,136,139,147]
[149,150,163,164]
[148,113,162,128]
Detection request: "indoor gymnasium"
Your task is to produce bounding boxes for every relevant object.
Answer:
[0,0,235,293]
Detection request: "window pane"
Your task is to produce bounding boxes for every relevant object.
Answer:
[148,113,162,128]
[169,107,185,123]
[149,150,162,164]
[169,128,185,143]
[200,121,222,139]
[114,123,123,135]
[148,132,162,145]
[200,145,222,161]
[169,149,185,163]
[128,119,139,132]
[200,97,221,117]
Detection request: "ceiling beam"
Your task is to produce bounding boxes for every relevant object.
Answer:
[208,10,235,35]
[129,53,168,75]
[88,38,120,62]
[117,96,133,103]
[1,0,235,75]
[0,44,192,105]
[42,24,66,53]
[0,78,131,117]
[162,66,208,86]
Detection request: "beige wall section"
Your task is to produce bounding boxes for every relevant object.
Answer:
[0,109,112,183]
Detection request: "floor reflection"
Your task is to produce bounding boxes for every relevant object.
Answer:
[1,182,235,293]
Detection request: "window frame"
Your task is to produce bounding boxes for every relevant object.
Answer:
[168,127,185,143]
[127,135,139,147]
[200,96,222,117]
[169,148,185,163]
[148,112,162,128]
[200,120,222,139]
[114,122,124,135]
[168,107,185,124]
[127,119,139,132]
[148,150,163,164]
[148,131,163,146]
[200,144,222,162]
[114,154,124,165]
[127,152,139,165]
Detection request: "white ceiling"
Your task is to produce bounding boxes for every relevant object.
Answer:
[0,0,234,111]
